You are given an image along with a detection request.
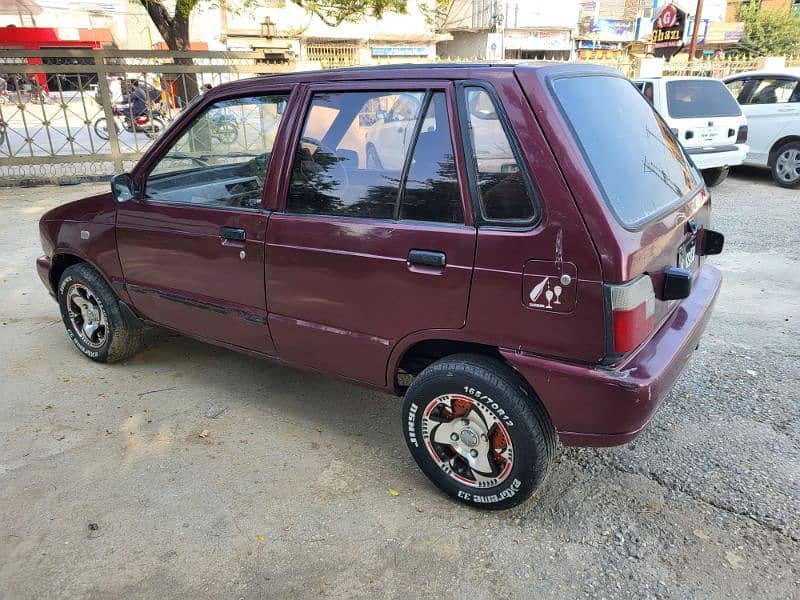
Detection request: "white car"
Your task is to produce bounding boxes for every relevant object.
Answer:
[633,76,749,187]
[723,70,800,188]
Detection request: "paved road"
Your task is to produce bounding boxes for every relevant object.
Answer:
[0,169,797,599]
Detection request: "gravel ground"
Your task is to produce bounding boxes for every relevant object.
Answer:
[0,168,797,599]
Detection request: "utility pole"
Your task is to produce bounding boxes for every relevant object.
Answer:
[687,0,704,65]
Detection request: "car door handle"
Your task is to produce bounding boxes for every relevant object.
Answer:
[220,227,246,241]
[408,249,446,268]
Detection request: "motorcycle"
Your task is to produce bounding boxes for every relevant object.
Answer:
[94,104,166,140]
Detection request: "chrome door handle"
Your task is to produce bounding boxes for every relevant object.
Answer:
[408,249,446,268]
[220,227,246,241]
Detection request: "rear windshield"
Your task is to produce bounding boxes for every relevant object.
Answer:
[551,75,701,229]
[666,79,742,118]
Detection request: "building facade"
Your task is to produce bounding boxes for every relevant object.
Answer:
[191,0,441,67]
[437,0,579,61]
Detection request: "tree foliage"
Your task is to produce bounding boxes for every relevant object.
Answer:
[291,0,408,27]
[738,4,800,56]
[138,0,410,51]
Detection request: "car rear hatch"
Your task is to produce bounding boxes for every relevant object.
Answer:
[517,66,715,362]
[663,78,746,154]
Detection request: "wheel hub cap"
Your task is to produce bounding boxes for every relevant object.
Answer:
[776,149,800,183]
[421,394,514,488]
[66,283,108,348]
[459,428,479,447]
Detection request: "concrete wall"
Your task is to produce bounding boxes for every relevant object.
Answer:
[437,31,489,59]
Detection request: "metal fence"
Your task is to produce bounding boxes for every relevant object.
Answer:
[0,48,786,186]
[0,48,292,185]
[660,58,759,78]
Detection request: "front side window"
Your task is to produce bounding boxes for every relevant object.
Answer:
[724,78,749,103]
[463,87,535,223]
[286,90,463,223]
[552,75,701,229]
[146,94,288,210]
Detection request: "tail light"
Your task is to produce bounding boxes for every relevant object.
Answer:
[135,115,148,125]
[736,125,748,144]
[607,276,655,354]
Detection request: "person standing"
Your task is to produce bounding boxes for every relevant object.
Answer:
[108,76,123,105]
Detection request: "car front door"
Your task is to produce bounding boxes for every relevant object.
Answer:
[265,83,476,387]
[116,91,292,354]
[738,77,800,165]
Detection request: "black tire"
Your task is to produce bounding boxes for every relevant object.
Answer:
[770,141,800,188]
[57,263,144,363]
[94,117,118,141]
[402,354,556,510]
[702,167,729,187]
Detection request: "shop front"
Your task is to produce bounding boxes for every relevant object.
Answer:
[503,29,573,61]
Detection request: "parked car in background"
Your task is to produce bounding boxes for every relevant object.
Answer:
[723,70,800,188]
[36,64,724,509]
[634,76,748,187]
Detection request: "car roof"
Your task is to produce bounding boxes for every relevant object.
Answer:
[723,70,800,81]
[206,61,622,93]
[633,76,727,82]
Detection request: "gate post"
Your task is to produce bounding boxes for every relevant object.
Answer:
[95,51,124,174]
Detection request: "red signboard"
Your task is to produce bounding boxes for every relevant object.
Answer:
[652,3,687,59]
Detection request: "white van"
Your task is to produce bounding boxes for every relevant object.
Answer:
[634,76,748,186]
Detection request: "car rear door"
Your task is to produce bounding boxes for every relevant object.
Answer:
[530,69,712,357]
[736,76,800,165]
[265,81,476,387]
[117,89,293,354]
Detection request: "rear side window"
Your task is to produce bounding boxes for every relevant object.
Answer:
[399,93,462,223]
[286,90,462,223]
[463,87,535,223]
[552,75,701,229]
[666,79,741,118]
[744,78,798,104]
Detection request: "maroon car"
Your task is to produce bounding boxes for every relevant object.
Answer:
[36,63,724,508]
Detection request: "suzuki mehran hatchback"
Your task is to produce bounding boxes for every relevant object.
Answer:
[634,76,748,187]
[37,64,724,509]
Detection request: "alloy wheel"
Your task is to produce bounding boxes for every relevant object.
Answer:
[66,282,108,348]
[421,393,514,488]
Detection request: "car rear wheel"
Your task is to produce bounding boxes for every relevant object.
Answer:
[771,142,800,188]
[702,167,729,187]
[58,263,144,363]
[401,354,556,509]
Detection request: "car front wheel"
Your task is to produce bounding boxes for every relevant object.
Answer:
[58,263,143,362]
[771,141,800,188]
[401,354,556,509]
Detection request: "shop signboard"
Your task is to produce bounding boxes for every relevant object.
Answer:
[652,3,687,59]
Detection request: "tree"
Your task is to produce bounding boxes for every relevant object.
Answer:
[139,0,409,53]
[138,0,409,103]
[738,4,800,56]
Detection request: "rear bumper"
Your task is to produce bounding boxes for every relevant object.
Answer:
[36,255,55,297]
[501,264,722,447]
[689,145,748,170]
